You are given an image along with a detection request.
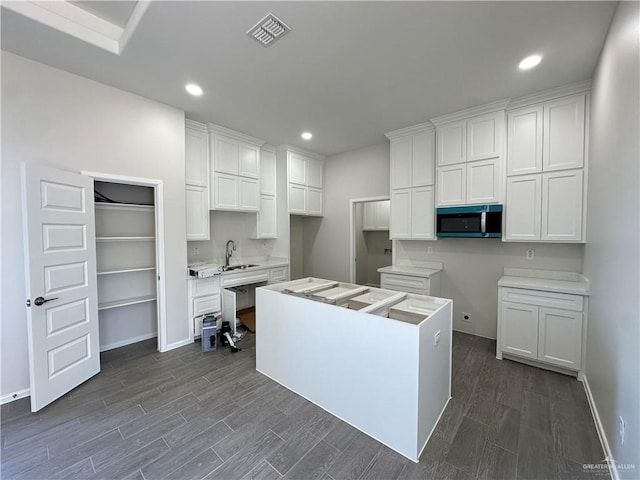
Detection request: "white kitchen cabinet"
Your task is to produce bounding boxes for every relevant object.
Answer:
[209,124,264,213]
[505,169,583,242]
[389,127,435,189]
[543,94,586,172]
[390,136,412,189]
[390,187,434,240]
[362,200,390,231]
[186,185,209,241]
[497,274,587,376]
[252,146,278,239]
[542,169,583,242]
[507,105,543,176]
[379,270,440,296]
[433,109,505,206]
[185,120,210,241]
[282,146,325,216]
[260,147,277,196]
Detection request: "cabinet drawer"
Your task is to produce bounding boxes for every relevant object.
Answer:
[269,267,288,283]
[193,276,220,296]
[501,287,583,311]
[380,273,429,295]
[193,294,221,316]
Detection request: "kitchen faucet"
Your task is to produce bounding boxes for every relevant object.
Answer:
[225,240,236,268]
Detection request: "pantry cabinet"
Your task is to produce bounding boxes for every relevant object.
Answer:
[432,107,506,206]
[281,146,325,216]
[252,146,278,239]
[505,89,589,242]
[185,120,210,241]
[209,124,264,212]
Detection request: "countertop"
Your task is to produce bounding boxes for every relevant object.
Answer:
[378,262,443,279]
[498,268,590,295]
[187,257,288,279]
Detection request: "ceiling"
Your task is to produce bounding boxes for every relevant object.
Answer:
[1,1,616,156]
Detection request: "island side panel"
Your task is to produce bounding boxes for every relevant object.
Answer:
[416,300,453,455]
[255,286,421,461]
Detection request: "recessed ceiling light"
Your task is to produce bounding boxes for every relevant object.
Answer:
[301,132,313,140]
[185,83,203,96]
[519,54,542,70]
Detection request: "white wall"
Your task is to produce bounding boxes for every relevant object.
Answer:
[1,52,189,401]
[583,2,640,476]
[395,240,583,338]
[306,142,391,280]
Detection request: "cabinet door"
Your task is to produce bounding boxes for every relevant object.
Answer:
[307,187,323,216]
[185,127,209,186]
[362,202,377,230]
[538,307,582,370]
[186,185,209,241]
[390,137,412,189]
[288,183,306,214]
[256,195,277,238]
[437,120,466,166]
[542,169,583,242]
[507,106,543,176]
[269,267,288,283]
[288,153,307,185]
[437,164,466,206]
[467,111,502,162]
[213,135,239,174]
[376,200,390,230]
[501,302,539,360]
[239,143,260,178]
[412,130,435,187]
[390,188,411,240]
[260,149,277,196]
[212,172,238,210]
[543,94,586,172]
[505,175,541,241]
[221,288,237,336]
[467,159,500,204]
[238,177,259,211]
[307,159,323,189]
[411,186,435,239]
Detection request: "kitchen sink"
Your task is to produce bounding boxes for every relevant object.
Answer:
[223,264,259,271]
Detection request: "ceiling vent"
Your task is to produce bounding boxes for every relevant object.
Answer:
[247,13,291,47]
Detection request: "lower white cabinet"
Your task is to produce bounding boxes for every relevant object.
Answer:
[498,286,585,372]
[390,186,434,240]
[380,271,440,296]
[505,169,584,242]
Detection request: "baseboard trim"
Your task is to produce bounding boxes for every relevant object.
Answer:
[99,333,158,352]
[1,388,30,405]
[581,375,617,480]
[162,337,193,352]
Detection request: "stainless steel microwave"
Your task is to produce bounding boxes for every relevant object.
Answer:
[436,205,503,238]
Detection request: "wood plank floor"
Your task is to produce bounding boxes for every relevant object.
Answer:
[1,331,605,480]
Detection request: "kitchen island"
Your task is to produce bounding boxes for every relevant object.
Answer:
[255,278,452,462]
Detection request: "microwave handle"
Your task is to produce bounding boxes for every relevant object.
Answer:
[480,211,487,236]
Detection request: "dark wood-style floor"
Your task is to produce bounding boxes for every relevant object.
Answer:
[1,331,605,480]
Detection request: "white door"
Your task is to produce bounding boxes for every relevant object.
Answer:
[538,307,582,370]
[507,105,543,176]
[390,137,412,189]
[21,163,100,412]
[467,159,500,204]
[543,94,586,172]
[436,120,466,166]
[390,188,411,240]
[505,175,542,241]
[467,111,502,162]
[437,164,466,206]
[306,187,323,216]
[411,186,435,240]
[500,301,538,360]
[542,169,584,241]
[186,185,209,241]
[411,130,435,187]
[222,288,237,336]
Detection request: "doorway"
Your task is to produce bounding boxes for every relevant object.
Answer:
[349,197,392,286]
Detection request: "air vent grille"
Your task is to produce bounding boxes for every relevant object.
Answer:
[247,13,291,47]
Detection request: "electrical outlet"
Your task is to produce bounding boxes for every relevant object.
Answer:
[619,416,625,445]
[433,330,441,347]
[526,249,534,260]
[462,312,471,323]
[193,247,199,255]
[427,246,434,254]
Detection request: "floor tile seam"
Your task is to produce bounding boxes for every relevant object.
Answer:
[3,418,82,449]
[356,445,386,480]
[48,426,123,458]
[285,439,341,479]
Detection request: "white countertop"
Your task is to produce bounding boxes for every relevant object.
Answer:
[498,268,590,295]
[378,264,443,279]
[187,257,288,279]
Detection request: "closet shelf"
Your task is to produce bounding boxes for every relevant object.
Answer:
[95,202,154,211]
[96,236,155,242]
[98,295,156,311]
[97,266,156,276]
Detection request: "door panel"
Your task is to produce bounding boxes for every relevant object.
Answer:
[21,163,100,412]
[500,302,538,359]
[222,288,237,337]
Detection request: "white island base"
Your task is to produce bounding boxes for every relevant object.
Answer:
[255,278,453,462]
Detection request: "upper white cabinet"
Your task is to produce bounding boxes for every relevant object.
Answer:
[386,124,436,240]
[185,120,210,241]
[505,87,589,242]
[280,146,325,216]
[363,200,390,231]
[432,105,507,207]
[209,124,264,212]
[252,145,278,239]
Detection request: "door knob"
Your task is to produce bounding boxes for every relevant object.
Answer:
[34,296,58,306]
